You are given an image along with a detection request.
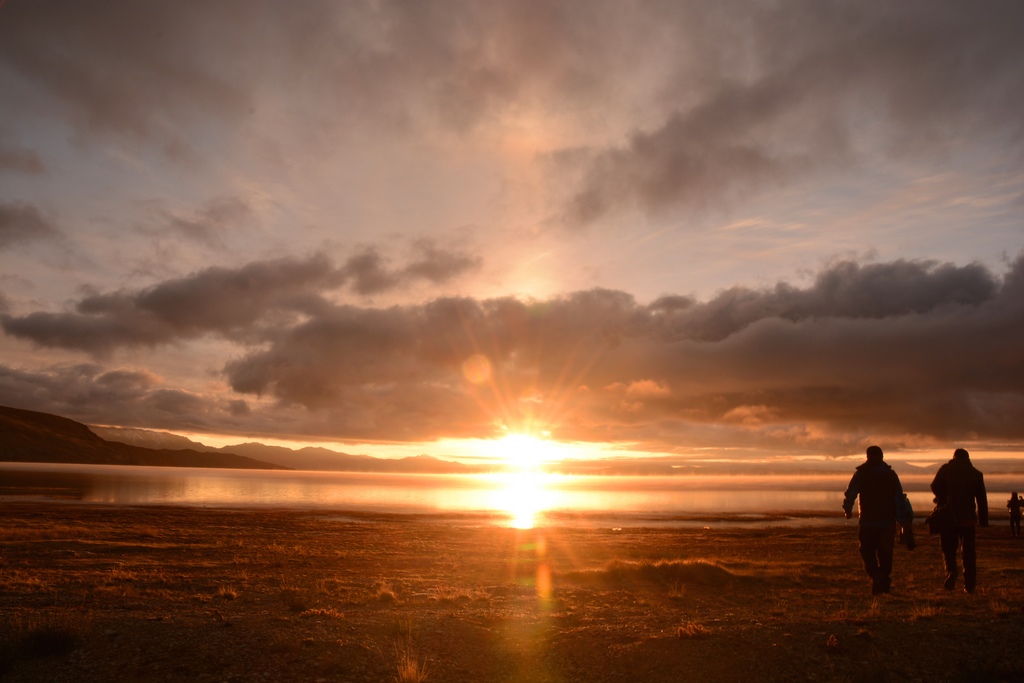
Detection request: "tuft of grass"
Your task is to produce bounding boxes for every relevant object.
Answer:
[429,585,473,604]
[677,620,711,638]
[990,599,1015,618]
[278,585,310,613]
[300,607,345,619]
[565,558,735,588]
[394,646,429,683]
[910,602,940,621]
[217,585,239,600]
[268,632,303,656]
[108,565,137,583]
[375,581,399,603]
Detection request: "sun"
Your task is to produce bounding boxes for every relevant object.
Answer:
[485,433,565,471]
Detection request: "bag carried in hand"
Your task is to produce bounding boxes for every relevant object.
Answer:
[924,504,956,535]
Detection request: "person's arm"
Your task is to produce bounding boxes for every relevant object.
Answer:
[977,473,989,526]
[930,468,947,505]
[894,474,910,524]
[843,472,860,519]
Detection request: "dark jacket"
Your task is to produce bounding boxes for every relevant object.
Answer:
[930,457,988,527]
[844,460,904,527]
[1008,496,1022,518]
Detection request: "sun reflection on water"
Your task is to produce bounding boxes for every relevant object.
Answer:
[495,471,557,529]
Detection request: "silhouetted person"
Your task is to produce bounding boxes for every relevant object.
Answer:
[843,445,906,595]
[1008,492,1022,537]
[930,448,988,593]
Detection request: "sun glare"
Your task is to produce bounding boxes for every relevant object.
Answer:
[497,471,554,529]
[486,433,566,471]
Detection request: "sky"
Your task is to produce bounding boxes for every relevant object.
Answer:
[0,1,1022,463]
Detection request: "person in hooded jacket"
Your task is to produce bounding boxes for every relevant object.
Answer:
[931,448,988,593]
[843,445,906,595]
[1007,492,1021,537]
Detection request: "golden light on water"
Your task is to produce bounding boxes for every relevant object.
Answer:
[496,471,555,529]
[476,433,580,528]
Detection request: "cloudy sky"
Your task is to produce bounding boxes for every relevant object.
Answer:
[1,1,1022,462]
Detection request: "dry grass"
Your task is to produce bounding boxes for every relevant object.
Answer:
[394,646,429,683]
[375,581,400,603]
[909,602,941,621]
[300,607,345,619]
[278,585,311,612]
[217,584,239,600]
[4,503,1024,683]
[990,599,1016,618]
[563,558,736,587]
[677,620,711,638]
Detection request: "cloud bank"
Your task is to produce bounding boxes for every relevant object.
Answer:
[2,256,1021,454]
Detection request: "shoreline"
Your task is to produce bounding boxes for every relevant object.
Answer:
[3,502,1024,682]
[0,493,854,528]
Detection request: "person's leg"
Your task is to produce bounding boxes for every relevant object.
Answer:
[858,526,881,593]
[876,524,896,593]
[940,528,959,590]
[961,526,977,593]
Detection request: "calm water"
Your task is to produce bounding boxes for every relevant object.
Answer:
[1,462,1018,528]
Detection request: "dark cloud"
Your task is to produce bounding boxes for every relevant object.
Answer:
[6,1,1020,218]
[339,250,401,296]
[2,256,1021,452]
[403,239,483,285]
[0,202,59,249]
[0,363,226,432]
[146,197,253,247]
[340,241,483,295]
[0,0,251,160]
[1,246,480,354]
[565,2,1024,224]
[0,143,45,175]
[217,257,1024,449]
[0,0,610,156]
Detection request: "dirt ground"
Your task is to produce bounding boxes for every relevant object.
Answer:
[2,502,1024,682]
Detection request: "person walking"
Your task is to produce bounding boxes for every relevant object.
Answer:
[1008,492,1022,537]
[843,445,907,595]
[930,448,988,593]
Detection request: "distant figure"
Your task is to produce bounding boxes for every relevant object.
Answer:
[843,445,907,595]
[930,448,988,593]
[1008,492,1021,537]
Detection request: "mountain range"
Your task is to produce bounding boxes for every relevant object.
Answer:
[0,405,285,470]
[5,404,1022,477]
[0,405,476,473]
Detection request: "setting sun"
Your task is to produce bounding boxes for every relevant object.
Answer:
[483,433,567,471]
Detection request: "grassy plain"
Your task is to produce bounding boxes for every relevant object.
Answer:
[2,502,1024,682]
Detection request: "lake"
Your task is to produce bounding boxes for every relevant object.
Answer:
[1,462,1018,529]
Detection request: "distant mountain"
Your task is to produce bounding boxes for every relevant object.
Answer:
[0,406,287,470]
[90,425,213,451]
[93,425,482,473]
[209,442,374,471]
